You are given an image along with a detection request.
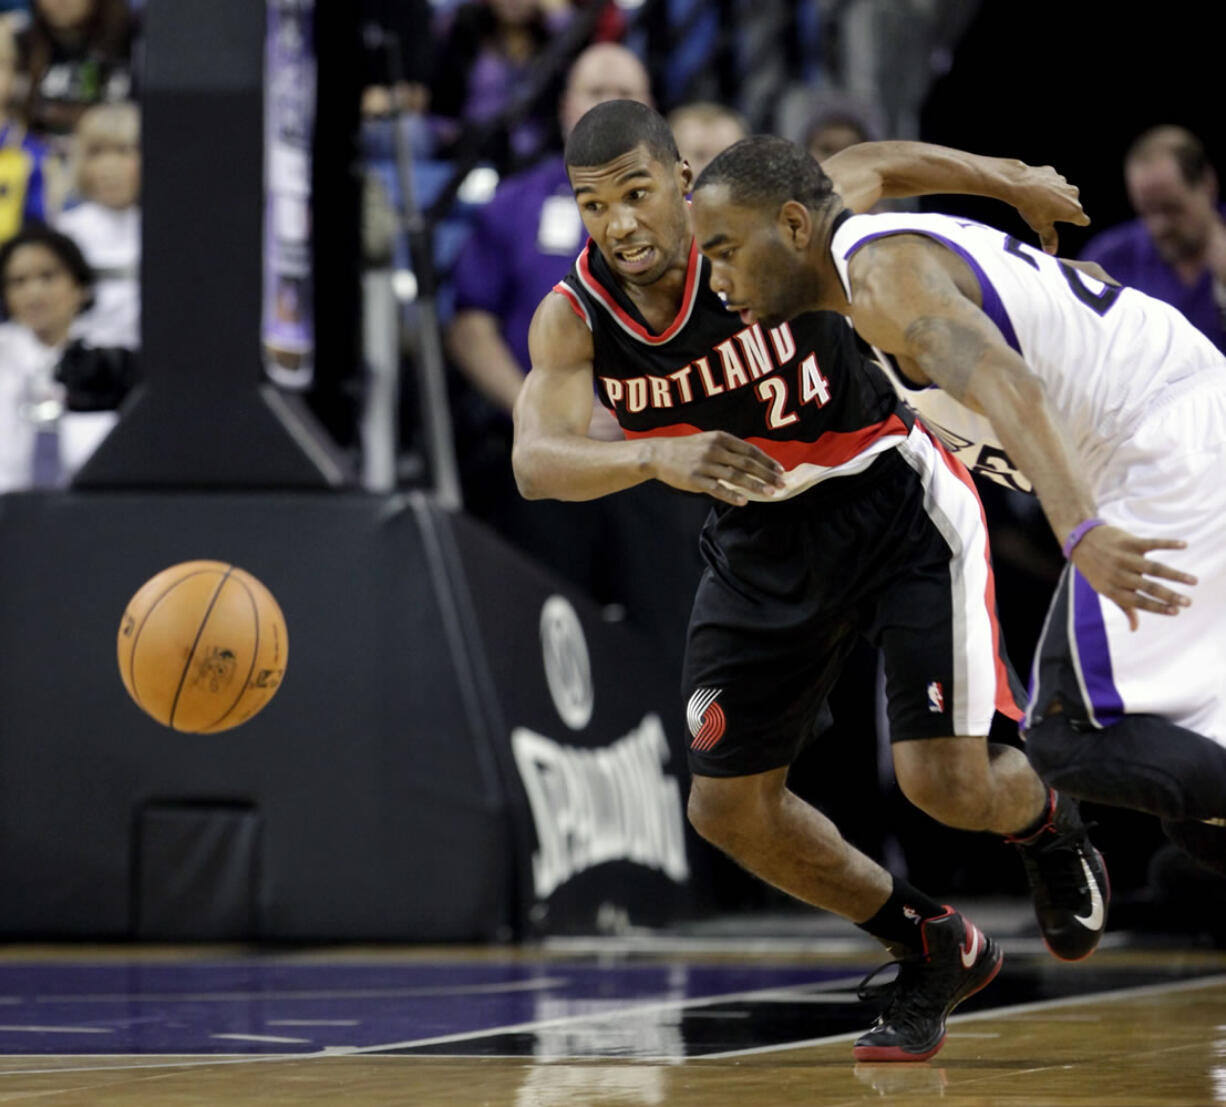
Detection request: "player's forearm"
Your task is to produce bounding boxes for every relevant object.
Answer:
[445,312,526,415]
[872,143,1032,204]
[904,311,1097,545]
[974,370,1097,546]
[512,430,656,501]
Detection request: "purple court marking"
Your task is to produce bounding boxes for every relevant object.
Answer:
[0,960,848,1055]
[1072,570,1125,726]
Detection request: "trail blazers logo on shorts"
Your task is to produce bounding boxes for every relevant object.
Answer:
[927,681,945,714]
[687,688,726,751]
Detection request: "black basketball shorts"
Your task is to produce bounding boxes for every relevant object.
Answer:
[682,425,1022,778]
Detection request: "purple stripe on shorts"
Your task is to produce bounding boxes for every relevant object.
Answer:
[842,229,1022,354]
[1072,570,1125,726]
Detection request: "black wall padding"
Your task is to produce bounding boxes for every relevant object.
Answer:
[134,802,262,940]
[0,492,704,939]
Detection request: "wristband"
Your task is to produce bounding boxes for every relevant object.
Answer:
[1062,517,1105,559]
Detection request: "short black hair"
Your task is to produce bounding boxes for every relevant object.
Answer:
[0,223,95,317]
[565,99,679,170]
[695,135,837,213]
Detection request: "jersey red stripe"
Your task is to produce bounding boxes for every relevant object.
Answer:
[922,425,1023,721]
[552,282,588,324]
[577,238,701,345]
[622,414,909,470]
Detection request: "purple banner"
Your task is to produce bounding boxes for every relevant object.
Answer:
[262,0,315,389]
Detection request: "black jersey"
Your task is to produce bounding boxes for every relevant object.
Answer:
[554,235,913,500]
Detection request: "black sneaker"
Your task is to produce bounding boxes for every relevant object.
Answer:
[1008,790,1110,961]
[853,909,1002,1062]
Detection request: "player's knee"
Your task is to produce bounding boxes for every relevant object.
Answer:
[894,744,995,830]
[687,776,758,850]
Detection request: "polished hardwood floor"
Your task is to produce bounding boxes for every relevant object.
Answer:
[0,940,1222,1105]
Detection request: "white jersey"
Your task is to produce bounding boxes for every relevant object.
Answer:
[831,211,1226,745]
[830,212,1225,496]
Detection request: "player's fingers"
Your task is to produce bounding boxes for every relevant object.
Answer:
[708,463,775,496]
[722,438,784,473]
[1123,590,1183,617]
[1139,558,1198,587]
[1129,536,1187,551]
[1138,581,1192,609]
[715,449,786,486]
[1037,223,1059,254]
[704,476,747,506]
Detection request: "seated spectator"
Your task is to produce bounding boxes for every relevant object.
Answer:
[666,100,747,181]
[0,18,52,240]
[55,99,138,348]
[0,223,137,490]
[15,0,136,146]
[429,0,573,173]
[1080,125,1226,354]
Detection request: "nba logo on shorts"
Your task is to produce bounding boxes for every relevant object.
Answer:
[927,681,945,714]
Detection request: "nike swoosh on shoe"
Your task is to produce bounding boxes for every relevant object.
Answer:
[1073,854,1105,930]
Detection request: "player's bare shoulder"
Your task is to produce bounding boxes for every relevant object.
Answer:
[528,288,596,374]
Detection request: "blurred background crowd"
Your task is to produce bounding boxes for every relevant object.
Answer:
[1,0,1223,940]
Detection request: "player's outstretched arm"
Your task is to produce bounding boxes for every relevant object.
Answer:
[823,141,1089,253]
[846,235,1195,629]
[512,293,785,505]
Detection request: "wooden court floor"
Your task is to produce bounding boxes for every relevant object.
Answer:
[0,943,1223,1105]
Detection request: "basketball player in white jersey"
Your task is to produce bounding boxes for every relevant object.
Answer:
[689,136,1226,873]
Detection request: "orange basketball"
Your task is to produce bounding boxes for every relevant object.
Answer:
[117,560,288,733]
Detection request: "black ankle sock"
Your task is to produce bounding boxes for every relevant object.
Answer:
[858,877,947,955]
[1008,788,1057,844]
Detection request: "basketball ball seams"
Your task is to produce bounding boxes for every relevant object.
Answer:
[169,566,235,732]
[201,573,261,733]
[119,559,286,733]
[128,568,222,713]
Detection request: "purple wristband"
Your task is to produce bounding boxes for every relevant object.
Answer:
[1062,517,1106,559]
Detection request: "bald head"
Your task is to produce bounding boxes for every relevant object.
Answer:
[560,43,652,138]
[1126,125,1211,185]
[1124,125,1218,264]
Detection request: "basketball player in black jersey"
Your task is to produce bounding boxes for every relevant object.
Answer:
[512,100,1102,1062]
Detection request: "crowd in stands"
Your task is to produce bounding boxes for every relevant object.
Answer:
[0,0,139,490]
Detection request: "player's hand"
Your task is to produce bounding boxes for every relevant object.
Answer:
[1071,525,1197,631]
[1012,164,1090,254]
[647,430,786,505]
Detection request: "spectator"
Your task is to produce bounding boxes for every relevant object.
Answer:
[429,0,573,173]
[446,41,650,434]
[0,17,52,240]
[1081,125,1226,354]
[0,223,136,489]
[15,0,136,145]
[796,89,884,162]
[54,99,138,348]
[666,101,747,181]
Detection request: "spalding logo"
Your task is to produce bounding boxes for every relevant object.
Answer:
[540,595,593,731]
[193,646,238,694]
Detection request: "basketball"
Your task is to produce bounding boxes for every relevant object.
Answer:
[117,560,288,733]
